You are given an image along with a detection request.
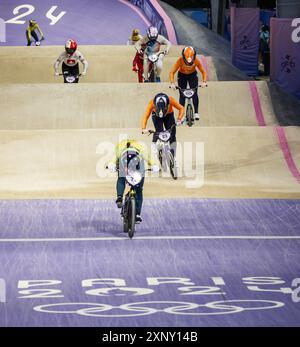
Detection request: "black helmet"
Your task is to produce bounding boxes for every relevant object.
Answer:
[154,93,170,118]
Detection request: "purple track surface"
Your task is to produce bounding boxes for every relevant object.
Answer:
[0,0,149,46]
[0,198,299,327]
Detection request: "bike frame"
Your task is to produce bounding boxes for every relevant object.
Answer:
[148,124,177,179]
[144,51,165,82]
[105,164,145,238]
[176,86,198,111]
[59,72,82,83]
[173,84,207,126]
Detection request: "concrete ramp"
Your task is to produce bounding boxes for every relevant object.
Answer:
[0,81,277,129]
[0,127,299,199]
[0,45,299,199]
[0,46,183,83]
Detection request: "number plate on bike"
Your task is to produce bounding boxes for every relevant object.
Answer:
[126,171,142,186]
[66,76,76,83]
[148,54,158,63]
[183,90,195,98]
[158,132,171,142]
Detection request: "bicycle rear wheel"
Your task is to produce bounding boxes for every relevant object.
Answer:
[127,197,136,239]
[186,103,194,127]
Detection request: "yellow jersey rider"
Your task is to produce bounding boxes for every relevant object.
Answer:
[107,140,159,224]
[26,20,44,46]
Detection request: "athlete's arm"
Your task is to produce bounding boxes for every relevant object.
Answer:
[195,58,207,82]
[159,35,172,53]
[53,52,65,72]
[78,52,88,74]
[169,58,181,83]
[36,24,44,38]
[134,36,147,52]
[141,100,154,130]
[170,96,185,121]
[132,53,139,70]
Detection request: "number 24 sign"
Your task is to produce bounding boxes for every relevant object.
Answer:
[5,4,66,26]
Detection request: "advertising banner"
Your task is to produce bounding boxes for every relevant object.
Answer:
[231,7,260,76]
[270,17,300,99]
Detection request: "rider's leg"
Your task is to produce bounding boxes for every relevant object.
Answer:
[164,113,177,157]
[135,178,144,218]
[152,114,164,142]
[151,114,164,158]
[137,59,144,83]
[31,30,39,43]
[116,177,126,196]
[116,176,126,207]
[143,56,149,82]
[138,70,143,83]
[155,55,164,81]
[189,72,199,119]
[62,63,70,83]
[73,63,80,83]
[26,32,32,46]
[177,71,188,107]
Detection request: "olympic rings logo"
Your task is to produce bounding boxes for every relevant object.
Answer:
[34,300,285,318]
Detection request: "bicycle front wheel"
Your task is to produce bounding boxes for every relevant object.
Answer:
[127,197,136,239]
[122,201,129,233]
[168,151,177,180]
[186,103,194,127]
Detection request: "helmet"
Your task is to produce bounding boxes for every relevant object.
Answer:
[154,93,170,118]
[147,26,158,41]
[120,148,141,172]
[131,29,142,43]
[29,19,37,26]
[65,39,77,55]
[182,46,196,66]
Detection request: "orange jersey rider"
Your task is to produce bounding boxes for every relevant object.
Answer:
[141,93,184,161]
[170,46,207,121]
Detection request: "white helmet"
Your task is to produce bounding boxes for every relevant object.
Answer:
[147,26,158,41]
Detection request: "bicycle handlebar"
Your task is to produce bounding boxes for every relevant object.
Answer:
[105,166,152,172]
[59,72,82,77]
[147,123,176,135]
[145,49,166,56]
[169,84,207,91]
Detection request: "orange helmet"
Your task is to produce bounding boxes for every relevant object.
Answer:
[182,46,196,66]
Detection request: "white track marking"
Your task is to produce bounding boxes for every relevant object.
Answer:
[0,235,299,242]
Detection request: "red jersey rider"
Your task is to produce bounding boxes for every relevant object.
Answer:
[132,44,146,83]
